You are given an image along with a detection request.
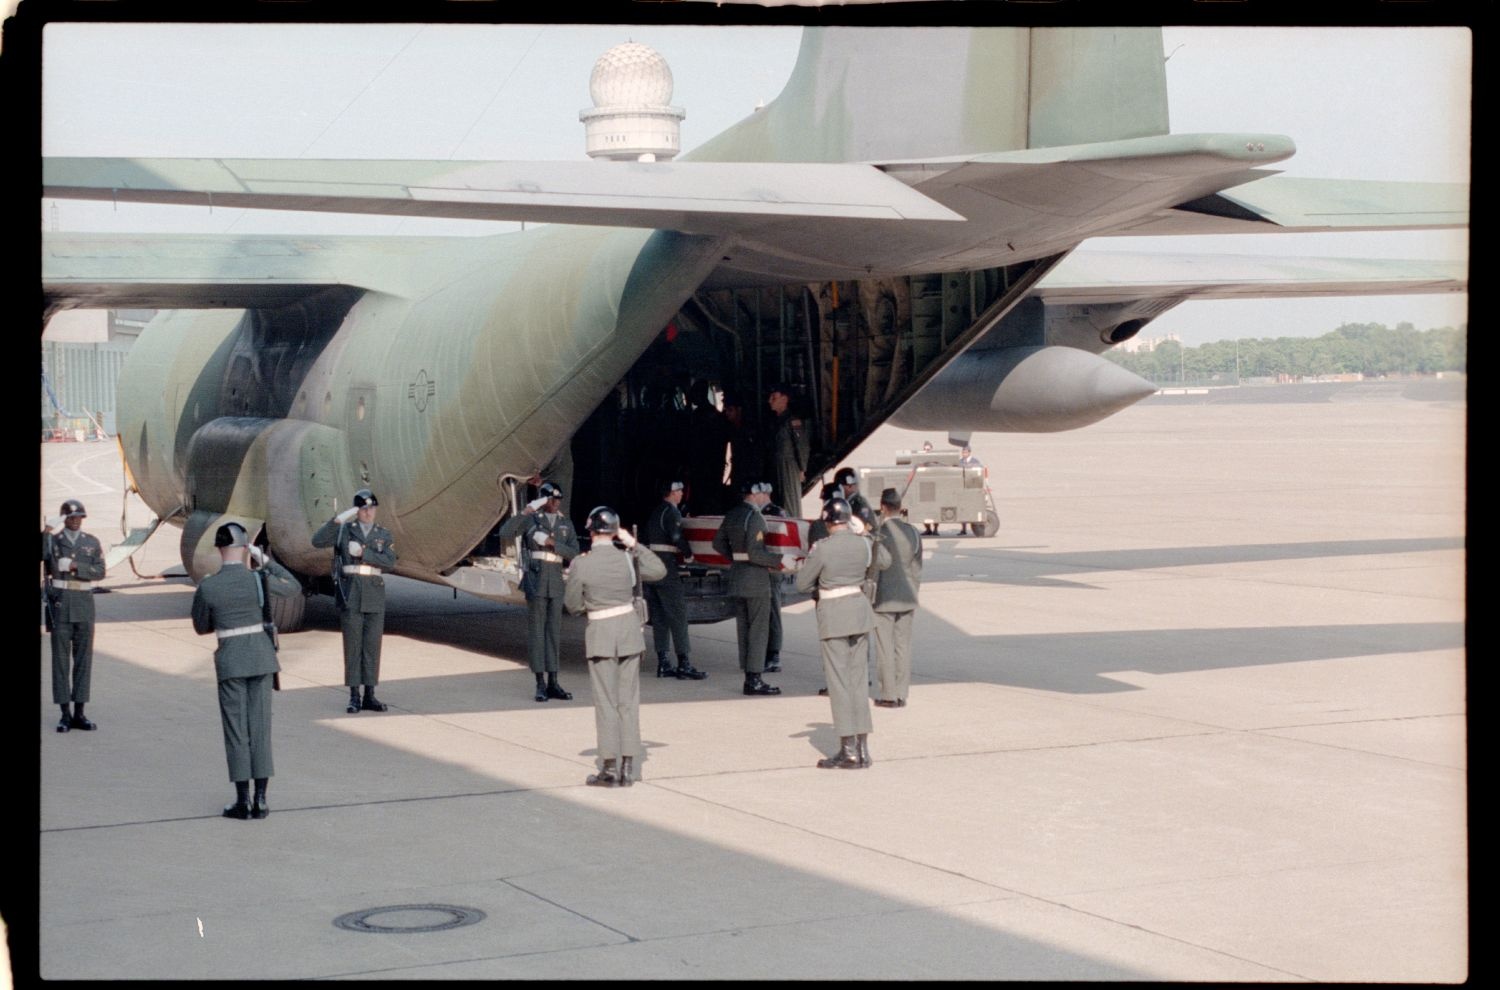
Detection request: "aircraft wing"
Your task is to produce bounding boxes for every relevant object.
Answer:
[1105,176,1468,237]
[1033,249,1469,305]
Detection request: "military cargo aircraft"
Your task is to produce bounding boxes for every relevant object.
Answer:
[41,26,1467,630]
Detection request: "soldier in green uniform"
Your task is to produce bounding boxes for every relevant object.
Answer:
[643,480,707,681]
[311,489,398,714]
[564,507,667,787]
[191,523,299,819]
[760,500,789,673]
[42,499,106,732]
[795,497,891,769]
[498,480,580,702]
[871,488,923,708]
[712,480,785,696]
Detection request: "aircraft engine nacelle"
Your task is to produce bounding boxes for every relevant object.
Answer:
[890,345,1157,434]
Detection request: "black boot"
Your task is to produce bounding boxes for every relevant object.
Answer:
[545,672,572,700]
[817,737,859,769]
[656,653,674,679]
[534,672,549,703]
[251,778,270,819]
[743,673,782,696]
[223,780,252,819]
[70,702,96,731]
[361,686,388,712]
[764,652,781,673]
[586,758,617,787]
[855,734,872,768]
[619,755,635,787]
[56,704,71,733]
[674,655,707,680]
[346,688,361,714]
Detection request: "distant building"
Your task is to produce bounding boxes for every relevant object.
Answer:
[1116,332,1179,354]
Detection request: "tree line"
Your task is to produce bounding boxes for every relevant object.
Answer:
[1106,322,1467,385]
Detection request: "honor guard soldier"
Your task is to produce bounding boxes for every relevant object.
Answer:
[312,489,399,714]
[833,466,877,529]
[795,497,891,769]
[644,481,707,680]
[42,499,106,732]
[871,488,923,708]
[564,507,667,787]
[499,480,580,702]
[712,480,785,696]
[191,523,299,819]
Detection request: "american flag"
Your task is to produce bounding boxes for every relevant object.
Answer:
[681,516,810,568]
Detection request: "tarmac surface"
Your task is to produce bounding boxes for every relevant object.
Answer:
[32,382,1467,981]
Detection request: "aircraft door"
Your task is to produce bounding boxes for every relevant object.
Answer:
[346,386,377,489]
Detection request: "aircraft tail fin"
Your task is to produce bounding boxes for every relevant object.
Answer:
[687,27,1169,164]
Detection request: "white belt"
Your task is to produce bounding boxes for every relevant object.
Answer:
[820,585,863,599]
[58,579,92,591]
[732,553,750,561]
[588,604,635,620]
[216,624,264,640]
[342,564,382,576]
[647,544,680,553]
[532,551,564,564]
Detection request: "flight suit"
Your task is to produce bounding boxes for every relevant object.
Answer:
[564,542,667,781]
[498,510,580,673]
[712,501,783,675]
[643,498,693,662]
[769,413,810,515]
[191,558,298,781]
[43,529,106,706]
[312,518,398,687]
[795,529,891,737]
[872,515,923,704]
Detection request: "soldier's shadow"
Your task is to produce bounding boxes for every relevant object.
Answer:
[791,722,841,757]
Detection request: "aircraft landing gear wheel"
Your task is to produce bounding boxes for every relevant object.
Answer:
[269,589,307,633]
[979,509,999,537]
[971,523,985,538]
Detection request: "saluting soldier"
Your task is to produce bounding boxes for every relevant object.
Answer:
[712,480,785,696]
[311,489,398,714]
[498,480,580,702]
[563,507,667,787]
[42,499,106,732]
[795,497,891,770]
[191,523,299,819]
[871,488,923,708]
[833,466,877,529]
[643,480,707,680]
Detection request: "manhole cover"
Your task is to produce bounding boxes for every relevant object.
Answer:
[332,904,486,934]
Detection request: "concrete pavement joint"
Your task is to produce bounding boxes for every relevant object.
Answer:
[499,876,641,942]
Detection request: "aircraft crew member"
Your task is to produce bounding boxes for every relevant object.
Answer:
[42,499,106,732]
[795,497,891,769]
[643,481,707,680]
[722,392,761,498]
[958,446,983,535]
[712,481,785,696]
[766,385,810,516]
[834,466,877,529]
[564,507,667,787]
[686,381,732,514]
[498,480,580,702]
[312,489,399,714]
[871,488,923,708]
[191,523,298,819]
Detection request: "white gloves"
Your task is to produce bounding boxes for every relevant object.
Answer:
[45,515,64,530]
[348,540,364,558]
[849,516,867,535]
[335,506,359,523]
[615,529,637,548]
[526,496,549,513]
[248,546,267,566]
[781,556,801,573]
[531,530,551,549]
[55,556,74,574]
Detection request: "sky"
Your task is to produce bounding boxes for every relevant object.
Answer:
[38,21,1471,345]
